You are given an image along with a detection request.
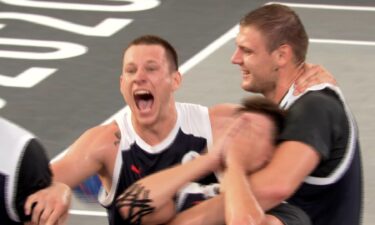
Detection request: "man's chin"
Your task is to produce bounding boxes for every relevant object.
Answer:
[132,111,155,125]
[241,83,252,92]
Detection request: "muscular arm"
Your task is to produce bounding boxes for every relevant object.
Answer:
[223,164,264,225]
[51,122,119,188]
[249,142,320,209]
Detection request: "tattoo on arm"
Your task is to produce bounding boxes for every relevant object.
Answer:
[116,183,155,225]
[114,131,121,146]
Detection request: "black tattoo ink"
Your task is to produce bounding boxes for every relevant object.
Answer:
[114,130,121,146]
[116,183,155,225]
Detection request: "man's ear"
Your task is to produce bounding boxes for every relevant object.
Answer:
[273,44,293,67]
[119,74,125,94]
[172,71,182,91]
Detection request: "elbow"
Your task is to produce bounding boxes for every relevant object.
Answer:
[257,182,295,207]
[271,182,295,201]
[226,205,265,225]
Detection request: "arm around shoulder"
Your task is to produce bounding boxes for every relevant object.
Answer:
[249,141,320,210]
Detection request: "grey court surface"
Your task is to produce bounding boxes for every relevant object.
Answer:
[1,1,374,225]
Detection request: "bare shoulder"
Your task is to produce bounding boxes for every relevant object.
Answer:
[55,121,121,168]
[74,121,120,157]
[51,121,121,186]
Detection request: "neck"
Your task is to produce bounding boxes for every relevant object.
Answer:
[132,102,178,146]
[270,63,304,104]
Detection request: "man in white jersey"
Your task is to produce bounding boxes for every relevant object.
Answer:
[0,117,71,225]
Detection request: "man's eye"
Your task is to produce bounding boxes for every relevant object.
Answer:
[240,47,253,55]
[243,49,253,55]
[145,66,157,72]
[125,68,136,74]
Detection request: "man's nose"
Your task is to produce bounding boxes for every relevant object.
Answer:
[231,48,242,65]
[134,69,147,83]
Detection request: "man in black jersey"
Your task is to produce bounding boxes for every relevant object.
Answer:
[229,4,362,225]
[173,4,362,225]
[0,117,71,225]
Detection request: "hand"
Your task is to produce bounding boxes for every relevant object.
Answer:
[224,113,274,173]
[207,115,237,171]
[294,63,337,95]
[24,182,71,225]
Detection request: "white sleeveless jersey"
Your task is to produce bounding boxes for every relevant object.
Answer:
[98,102,214,225]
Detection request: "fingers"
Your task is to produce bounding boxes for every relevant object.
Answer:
[221,115,252,148]
[294,64,319,94]
[39,205,54,225]
[29,201,67,225]
[45,208,67,225]
[31,201,52,225]
[294,64,337,95]
[226,115,251,138]
[209,115,251,167]
[24,193,38,217]
[24,182,71,225]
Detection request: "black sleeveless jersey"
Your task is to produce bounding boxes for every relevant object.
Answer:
[279,84,363,225]
[98,103,217,225]
[0,117,51,225]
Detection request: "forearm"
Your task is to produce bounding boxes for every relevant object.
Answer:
[248,142,321,210]
[166,165,266,225]
[247,172,286,211]
[50,148,103,188]
[131,153,219,208]
[51,160,90,188]
[117,153,220,224]
[223,165,264,225]
[167,195,225,225]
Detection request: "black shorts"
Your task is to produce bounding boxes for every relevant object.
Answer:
[267,202,312,225]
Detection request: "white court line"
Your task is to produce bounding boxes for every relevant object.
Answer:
[268,2,375,11]
[179,25,238,74]
[0,98,6,109]
[310,39,375,46]
[69,209,107,217]
[64,3,375,217]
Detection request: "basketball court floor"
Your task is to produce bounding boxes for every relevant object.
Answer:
[0,1,374,224]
